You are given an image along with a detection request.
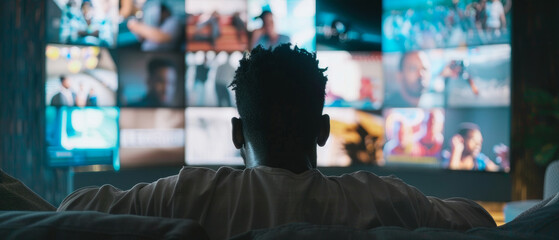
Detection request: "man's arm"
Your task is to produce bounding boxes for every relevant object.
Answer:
[381,176,496,230]
[57,174,179,216]
[127,20,172,43]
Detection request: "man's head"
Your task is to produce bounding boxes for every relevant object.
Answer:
[60,75,71,89]
[147,58,177,106]
[397,51,430,101]
[229,44,329,172]
[258,11,276,36]
[458,122,483,157]
[159,4,172,23]
[81,1,93,18]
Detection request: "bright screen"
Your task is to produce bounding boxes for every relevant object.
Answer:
[44,0,512,173]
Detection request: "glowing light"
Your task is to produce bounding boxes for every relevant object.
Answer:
[70,46,81,59]
[46,46,60,60]
[68,60,82,73]
[85,57,99,70]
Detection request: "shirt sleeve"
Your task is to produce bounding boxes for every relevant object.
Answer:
[57,175,179,217]
[381,176,496,230]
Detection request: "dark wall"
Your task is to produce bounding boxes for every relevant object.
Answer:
[510,0,559,200]
[0,0,70,205]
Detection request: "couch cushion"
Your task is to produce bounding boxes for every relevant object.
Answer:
[0,170,55,211]
[231,194,559,240]
[0,211,209,240]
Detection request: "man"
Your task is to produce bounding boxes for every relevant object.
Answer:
[50,75,76,106]
[446,122,501,171]
[385,51,433,107]
[385,51,460,108]
[130,58,178,107]
[58,45,495,240]
[127,3,184,51]
[250,10,290,49]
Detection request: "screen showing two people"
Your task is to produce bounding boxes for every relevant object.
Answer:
[45,0,511,172]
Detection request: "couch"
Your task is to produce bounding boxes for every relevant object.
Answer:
[2,169,559,240]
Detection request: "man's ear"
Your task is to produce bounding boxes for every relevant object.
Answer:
[317,114,330,147]
[232,117,244,149]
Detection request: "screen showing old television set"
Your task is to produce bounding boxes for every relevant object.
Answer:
[45,0,511,173]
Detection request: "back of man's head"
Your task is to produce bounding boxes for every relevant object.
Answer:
[230,44,328,154]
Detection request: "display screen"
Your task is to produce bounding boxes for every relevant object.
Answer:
[186,0,248,51]
[316,0,381,51]
[118,49,186,108]
[46,44,118,107]
[118,0,186,51]
[185,51,243,107]
[247,0,316,51]
[317,51,383,110]
[383,44,510,108]
[119,108,185,168]
[46,107,118,166]
[44,0,512,173]
[382,0,512,52]
[47,0,119,47]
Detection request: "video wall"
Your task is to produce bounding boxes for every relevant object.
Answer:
[45,0,511,172]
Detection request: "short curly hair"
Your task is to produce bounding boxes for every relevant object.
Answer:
[230,44,328,152]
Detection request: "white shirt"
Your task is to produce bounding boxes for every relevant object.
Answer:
[58,166,495,240]
[486,1,505,29]
[61,88,75,106]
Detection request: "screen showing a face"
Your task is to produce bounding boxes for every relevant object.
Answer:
[186,0,248,51]
[247,0,316,50]
[119,108,185,168]
[47,0,119,47]
[317,51,383,110]
[118,0,186,51]
[185,51,243,107]
[442,107,510,172]
[316,0,381,51]
[383,44,510,108]
[118,49,186,108]
[382,0,512,52]
[46,44,118,107]
[46,106,118,166]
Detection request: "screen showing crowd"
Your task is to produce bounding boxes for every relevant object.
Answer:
[44,0,511,172]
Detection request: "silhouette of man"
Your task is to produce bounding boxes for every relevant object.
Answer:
[59,44,495,240]
[50,75,76,106]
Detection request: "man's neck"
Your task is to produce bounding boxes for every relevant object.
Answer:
[243,142,317,174]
